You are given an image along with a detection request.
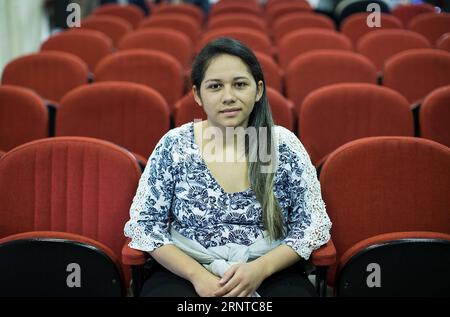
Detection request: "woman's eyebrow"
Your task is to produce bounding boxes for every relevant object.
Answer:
[204,76,249,83]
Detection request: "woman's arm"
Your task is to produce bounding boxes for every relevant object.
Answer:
[151,244,222,297]
[253,244,301,277]
[213,244,300,297]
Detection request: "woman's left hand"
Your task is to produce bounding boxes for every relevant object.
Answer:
[213,261,268,297]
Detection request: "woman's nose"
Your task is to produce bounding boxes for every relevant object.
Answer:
[222,85,236,104]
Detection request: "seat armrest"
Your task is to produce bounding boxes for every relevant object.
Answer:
[122,238,147,266]
[311,239,336,267]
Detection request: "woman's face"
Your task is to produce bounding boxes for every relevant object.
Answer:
[193,54,263,129]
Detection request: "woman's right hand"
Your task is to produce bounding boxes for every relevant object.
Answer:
[191,269,222,297]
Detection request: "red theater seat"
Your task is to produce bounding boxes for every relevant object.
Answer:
[41,29,113,71]
[357,29,431,73]
[154,3,204,26]
[139,14,200,46]
[392,3,436,27]
[383,49,450,105]
[255,51,283,93]
[0,137,142,294]
[436,33,450,52]
[341,12,403,46]
[207,13,267,33]
[0,85,48,151]
[81,15,132,47]
[420,85,450,147]
[277,28,352,70]
[1,51,88,104]
[93,3,145,29]
[198,27,274,57]
[56,82,170,164]
[118,28,193,70]
[94,49,184,110]
[285,50,377,115]
[272,12,335,44]
[299,83,414,166]
[320,136,450,295]
[408,13,450,45]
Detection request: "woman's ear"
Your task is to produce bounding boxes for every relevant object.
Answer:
[255,80,264,102]
[192,85,202,106]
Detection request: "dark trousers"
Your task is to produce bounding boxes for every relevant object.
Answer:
[140,262,317,297]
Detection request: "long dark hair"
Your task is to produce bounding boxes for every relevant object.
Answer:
[191,37,284,240]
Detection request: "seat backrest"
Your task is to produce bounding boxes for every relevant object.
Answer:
[139,14,200,45]
[408,13,450,45]
[198,27,273,57]
[341,12,403,46]
[118,28,193,69]
[266,86,294,131]
[437,33,450,52]
[320,136,450,283]
[1,51,88,104]
[420,85,450,147]
[81,15,132,47]
[0,85,48,151]
[207,13,267,33]
[265,0,310,11]
[272,12,335,44]
[285,50,377,115]
[336,231,450,296]
[266,1,312,26]
[92,3,144,29]
[210,2,263,18]
[94,49,184,110]
[299,83,414,165]
[392,3,436,27]
[0,136,141,260]
[357,29,431,72]
[278,28,352,69]
[56,82,170,159]
[212,0,261,11]
[254,51,283,93]
[41,29,113,71]
[0,231,125,296]
[174,92,207,127]
[155,3,204,26]
[383,48,450,104]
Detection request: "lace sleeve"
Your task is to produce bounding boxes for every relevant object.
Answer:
[279,127,332,260]
[123,132,177,252]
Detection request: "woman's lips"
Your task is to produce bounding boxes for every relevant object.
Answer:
[220,108,241,117]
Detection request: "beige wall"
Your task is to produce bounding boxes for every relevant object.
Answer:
[0,0,47,77]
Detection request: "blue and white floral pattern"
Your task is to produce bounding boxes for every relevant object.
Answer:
[124,122,332,260]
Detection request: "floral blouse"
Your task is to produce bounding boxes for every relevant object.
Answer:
[124,121,332,260]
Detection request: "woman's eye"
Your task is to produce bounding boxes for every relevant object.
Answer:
[207,83,221,90]
[235,82,248,88]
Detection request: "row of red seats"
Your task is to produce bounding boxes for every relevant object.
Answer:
[59,1,449,67]
[3,47,449,112]
[0,134,448,296]
[74,8,450,64]
[38,25,450,76]
[1,82,448,168]
[88,1,445,41]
